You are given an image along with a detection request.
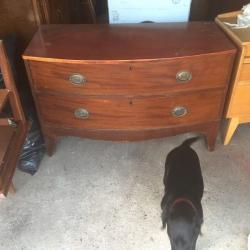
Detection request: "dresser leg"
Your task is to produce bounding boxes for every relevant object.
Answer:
[204,123,219,151]
[9,182,16,193]
[0,182,15,198]
[223,118,239,145]
[45,136,57,156]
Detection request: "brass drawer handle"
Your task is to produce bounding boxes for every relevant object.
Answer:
[69,73,87,85]
[74,108,89,119]
[171,106,188,117]
[176,70,192,83]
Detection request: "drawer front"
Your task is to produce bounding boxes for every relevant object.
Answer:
[239,63,250,83]
[37,89,224,129]
[230,85,250,116]
[29,53,233,95]
[245,44,250,57]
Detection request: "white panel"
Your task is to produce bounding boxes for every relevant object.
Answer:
[108,0,192,23]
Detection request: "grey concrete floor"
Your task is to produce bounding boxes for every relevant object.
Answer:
[1,125,250,250]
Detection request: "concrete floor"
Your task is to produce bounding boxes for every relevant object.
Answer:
[1,125,250,250]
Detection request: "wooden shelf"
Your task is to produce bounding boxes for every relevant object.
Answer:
[0,125,15,165]
[0,89,9,112]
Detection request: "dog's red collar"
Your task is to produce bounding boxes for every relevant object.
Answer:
[171,198,197,212]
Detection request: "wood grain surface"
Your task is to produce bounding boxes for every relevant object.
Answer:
[229,85,250,116]
[239,63,250,82]
[37,89,224,130]
[0,89,9,112]
[29,53,234,96]
[23,23,235,62]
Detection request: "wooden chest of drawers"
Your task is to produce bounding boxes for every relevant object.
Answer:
[23,23,236,155]
[216,12,250,144]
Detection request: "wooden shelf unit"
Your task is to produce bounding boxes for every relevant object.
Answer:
[0,39,28,198]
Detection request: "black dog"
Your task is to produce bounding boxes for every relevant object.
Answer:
[161,137,204,250]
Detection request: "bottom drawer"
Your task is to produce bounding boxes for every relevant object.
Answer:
[229,85,250,116]
[37,89,224,130]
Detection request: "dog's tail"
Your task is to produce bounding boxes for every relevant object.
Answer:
[181,137,200,147]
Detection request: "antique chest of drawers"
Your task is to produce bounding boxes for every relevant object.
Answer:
[23,23,236,155]
[216,12,250,145]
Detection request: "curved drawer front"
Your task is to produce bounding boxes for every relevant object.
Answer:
[37,89,224,130]
[29,53,233,96]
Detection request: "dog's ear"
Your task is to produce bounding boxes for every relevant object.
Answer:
[161,207,168,230]
[161,195,169,230]
[199,217,204,236]
[194,208,204,236]
[196,217,203,236]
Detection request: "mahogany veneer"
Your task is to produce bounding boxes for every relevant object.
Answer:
[23,23,236,155]
[0,89,9,112]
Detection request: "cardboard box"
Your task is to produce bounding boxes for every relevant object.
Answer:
[108,0,192,24]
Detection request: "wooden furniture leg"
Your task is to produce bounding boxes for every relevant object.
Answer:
[223,117,239,145]
[204,123,219,151]
[0,182,15,198]
[9,182,16,193]
[44,136,57,157]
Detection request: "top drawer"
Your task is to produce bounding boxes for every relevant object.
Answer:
[28,53,234,96]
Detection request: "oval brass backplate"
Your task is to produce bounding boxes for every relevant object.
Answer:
[69,73,87,85]
[176,70,192,83]
[171,106,188,117]
[74,108,89,119]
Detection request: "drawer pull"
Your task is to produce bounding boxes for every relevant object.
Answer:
[74,108,89,119]
[171,106,188,117]
[69,73,87,85]
[176,70,192,83]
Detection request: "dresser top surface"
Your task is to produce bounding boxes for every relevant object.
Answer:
[23,22,235,62]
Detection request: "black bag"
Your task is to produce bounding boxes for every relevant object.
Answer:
[17,114,45,175]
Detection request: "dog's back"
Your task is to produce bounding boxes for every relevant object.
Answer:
[164,137,203,201]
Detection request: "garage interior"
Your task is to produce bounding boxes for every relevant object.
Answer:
[1,0,250,250]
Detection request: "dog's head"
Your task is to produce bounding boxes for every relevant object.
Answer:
[162,202,203,250]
